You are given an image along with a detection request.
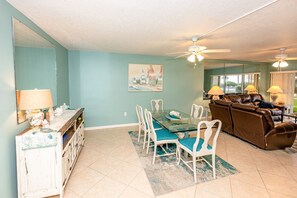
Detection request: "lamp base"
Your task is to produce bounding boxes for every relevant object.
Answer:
[270,94,278,104]
[212,95,220,100]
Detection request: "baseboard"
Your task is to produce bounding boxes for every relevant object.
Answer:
[85,123,138,131]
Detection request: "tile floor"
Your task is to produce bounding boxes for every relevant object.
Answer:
[57,126,297,198]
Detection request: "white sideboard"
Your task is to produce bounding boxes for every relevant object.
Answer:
[16,108,85,198]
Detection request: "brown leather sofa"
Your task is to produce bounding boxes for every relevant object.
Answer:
[222,94,283,121]
[209,99,297,150]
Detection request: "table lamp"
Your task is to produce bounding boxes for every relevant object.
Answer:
[267,85,283,103]
[208,86,224,100]
[18,89,53,127]
[244,85,258,94]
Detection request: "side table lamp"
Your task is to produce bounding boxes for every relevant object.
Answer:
[18,89,53,127]
[267,85,283,104]
[244,85,258,94]
[208,86,224,100]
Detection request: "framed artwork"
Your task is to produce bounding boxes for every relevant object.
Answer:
[128,64,163,92]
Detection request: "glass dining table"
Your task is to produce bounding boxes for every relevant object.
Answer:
[152,109,200,136]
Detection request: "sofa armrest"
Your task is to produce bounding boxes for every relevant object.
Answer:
[266,122,297,136]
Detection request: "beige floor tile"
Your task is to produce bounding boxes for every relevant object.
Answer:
[123,151,143,168]
[230,179,270,198]
[196,177,232,198]
[226,158,257,173]
[107,161,142,185]
[195,190,224,198]
[226,151,254,165]
[230,170,265,188]
[285,165,297,182]
[257,164,292,178]
[268,190,295,198]
[76,147,103,167]
[63,188,81,198]
[83,177,127,198]
[119,186,154,198]
[260,172,297,197]
[67,167,104,196]
[89,155,122,175]
[71,161,87,176]
[129,170,155,197]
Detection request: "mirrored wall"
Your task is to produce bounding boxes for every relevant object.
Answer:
[13,18,57,123]
[203,61,260,99]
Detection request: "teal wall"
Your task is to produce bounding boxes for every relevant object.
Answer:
[15,46,57,105]
[69,51,204,127]
[0,1,69,197]
[204,62,270,99]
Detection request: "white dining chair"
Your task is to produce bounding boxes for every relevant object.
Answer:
[145,109,179,164]
[151,99,163,112]
[136,105,162,148]
[177,120,222,183]
[190,104,204,120]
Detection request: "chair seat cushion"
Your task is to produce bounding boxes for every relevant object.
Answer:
[156,129,178,141]
[179,138,212,152]
[146,121,163,129]
[153,121,162,129]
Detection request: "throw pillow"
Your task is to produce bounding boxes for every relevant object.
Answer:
[259,100,274,109]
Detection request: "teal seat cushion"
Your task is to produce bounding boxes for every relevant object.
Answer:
[156,129,178,141]
[146,121,163,129]
[179,138,212,152]
[153,121,162,129]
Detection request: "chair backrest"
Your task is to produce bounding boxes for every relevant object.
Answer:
[144,109,157,141]
[194,120,222,155]
[151,99,163,112]
[136,105,141,125]
[190,104,204,120]
[136,105,148,131]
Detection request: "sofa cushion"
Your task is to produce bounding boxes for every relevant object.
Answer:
[228,95,242,103]
[232,103,257,112]
[259,101,274,109]
[250,94,263,103]
[240,94,251,103]
[214,100,232,106]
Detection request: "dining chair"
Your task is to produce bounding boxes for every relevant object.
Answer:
[190,104,204,120]
[136,105,162,148]
[151,99,163,112]
[145,109,179,164]
[177,120,222,183]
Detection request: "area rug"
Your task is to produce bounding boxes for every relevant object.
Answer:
[128,131,239,196]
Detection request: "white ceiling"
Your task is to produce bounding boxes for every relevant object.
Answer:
[7,0,297,64]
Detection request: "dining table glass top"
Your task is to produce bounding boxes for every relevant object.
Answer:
[152,109,200,133]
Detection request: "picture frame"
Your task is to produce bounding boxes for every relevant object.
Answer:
[128,64,163,92]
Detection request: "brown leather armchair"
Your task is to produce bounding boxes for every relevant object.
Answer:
[210,101,297,150]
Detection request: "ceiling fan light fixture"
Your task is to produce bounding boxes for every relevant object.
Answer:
[187,54,196,62]
[280,60,288,67]
[272,60,289,68]
[196,54,204,61]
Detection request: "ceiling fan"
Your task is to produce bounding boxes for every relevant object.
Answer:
[272,48,297,68]
[169,36,231,63]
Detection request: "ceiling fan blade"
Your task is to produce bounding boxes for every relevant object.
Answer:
[174,53,190,59]
[166,51,188,55]
[286,57,297,60]
[203,49,231,53]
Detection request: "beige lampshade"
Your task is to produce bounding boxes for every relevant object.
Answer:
[267,85,283,94]
[244,85,257,92]
[208,86,224,95]
[18,89,53,110]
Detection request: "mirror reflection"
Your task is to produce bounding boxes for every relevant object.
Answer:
[203,62,260,99]
[13,18,57,123]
